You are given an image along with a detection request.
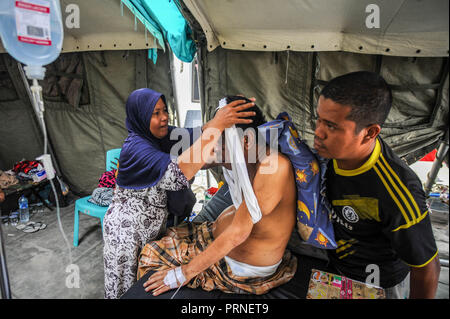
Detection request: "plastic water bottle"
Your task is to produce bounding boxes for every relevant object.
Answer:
[19,195,30,223]
[0,0,64,79]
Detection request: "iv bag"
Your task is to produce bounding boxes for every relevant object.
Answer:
[0,0,64,79]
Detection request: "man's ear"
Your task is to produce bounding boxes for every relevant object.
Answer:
[243,135,249,150]
[363,124,381,142]
[243,131,256,150]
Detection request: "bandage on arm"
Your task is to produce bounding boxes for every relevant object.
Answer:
[163,266,186,289]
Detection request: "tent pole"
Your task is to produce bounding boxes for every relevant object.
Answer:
[197,41,211,189]
[424,129,449,195]
[168,48,181,128]
[168,48,181,226]
[196,46,206,124]
[16,62,63,178]
[195,46,210,190]
[0,223,12,299]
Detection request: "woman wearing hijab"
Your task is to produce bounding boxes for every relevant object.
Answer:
[103,88,255,298]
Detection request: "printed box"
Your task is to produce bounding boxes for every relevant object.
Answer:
[306,269,385,299]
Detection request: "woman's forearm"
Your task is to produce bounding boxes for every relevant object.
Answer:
[177,119,224,180]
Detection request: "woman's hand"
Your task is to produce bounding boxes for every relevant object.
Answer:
[143,265,192,296]
[209,98,256,131]
[177,97,256,180]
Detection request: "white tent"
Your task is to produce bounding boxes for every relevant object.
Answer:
[183,0,448,56]
[177,0,448,169]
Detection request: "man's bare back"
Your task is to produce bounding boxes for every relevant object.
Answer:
[212,152,296,267]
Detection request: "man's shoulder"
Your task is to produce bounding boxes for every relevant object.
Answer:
[378,137,423,188]
[258,151,292,177]
[253,152,295,216]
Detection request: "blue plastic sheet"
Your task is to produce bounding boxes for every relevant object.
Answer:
[124,0,196,63]
[148,48,158,64]
[121,0,165,62]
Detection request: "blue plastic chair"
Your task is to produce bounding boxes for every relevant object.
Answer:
[73,148,121,247]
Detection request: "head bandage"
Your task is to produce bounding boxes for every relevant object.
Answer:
[217,98,262,224]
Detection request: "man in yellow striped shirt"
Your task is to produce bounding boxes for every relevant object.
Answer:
[313,71,440,299]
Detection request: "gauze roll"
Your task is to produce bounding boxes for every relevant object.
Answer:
[217,98,262,224]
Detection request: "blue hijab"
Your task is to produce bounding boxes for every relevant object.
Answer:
[116,88,175,189]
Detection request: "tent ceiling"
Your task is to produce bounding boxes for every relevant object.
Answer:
[0,0,161,53]
[183,0,449,57]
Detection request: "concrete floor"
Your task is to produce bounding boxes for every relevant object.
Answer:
[1,198,448,299]
[2,202,104,299]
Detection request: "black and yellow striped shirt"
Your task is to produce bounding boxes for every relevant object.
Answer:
[326,137,438,288]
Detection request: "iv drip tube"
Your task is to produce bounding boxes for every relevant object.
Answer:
[23,67,88,298]
[26,74,73,265]
[30,79,48,155]
[17,63,63,177]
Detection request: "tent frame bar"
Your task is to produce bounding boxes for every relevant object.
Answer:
[0,224,11,299]
[424,129,449,195]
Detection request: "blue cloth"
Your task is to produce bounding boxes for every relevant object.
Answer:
[127,0,196,63]
[258,112,337,249]
[120,0,165,49]
[116,88,174,189]
[148,48,158,64]
[120,0,165,64]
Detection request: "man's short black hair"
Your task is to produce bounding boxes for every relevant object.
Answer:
[224,95,267,130]
[319,71,392,133]
[215,95,267,148]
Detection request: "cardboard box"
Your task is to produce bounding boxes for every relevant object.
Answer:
[306,269,385,299]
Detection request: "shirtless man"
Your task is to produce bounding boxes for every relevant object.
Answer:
[210,143,296,267]
[142,99,297,296]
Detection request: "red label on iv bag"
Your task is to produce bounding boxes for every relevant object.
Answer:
[16,1,50,13]
[17,35,51,45]
[15,0,52,46]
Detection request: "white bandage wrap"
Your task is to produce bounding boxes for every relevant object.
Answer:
[217,98,262,224]
[224,255,282,277]
[163,266,186,289]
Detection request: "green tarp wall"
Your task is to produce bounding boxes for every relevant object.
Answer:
[0,49,174,195]
[200,47,448,165]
